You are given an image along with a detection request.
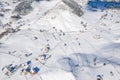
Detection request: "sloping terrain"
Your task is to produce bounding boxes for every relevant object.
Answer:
[0,0,120,80]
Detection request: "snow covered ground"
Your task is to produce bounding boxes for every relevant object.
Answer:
[0,0,120,80]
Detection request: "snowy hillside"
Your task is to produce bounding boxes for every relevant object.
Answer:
[0,0,120,80]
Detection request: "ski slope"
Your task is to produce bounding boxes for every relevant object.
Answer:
[0,0,120,80]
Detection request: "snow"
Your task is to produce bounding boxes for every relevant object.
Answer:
[0,0,120,80]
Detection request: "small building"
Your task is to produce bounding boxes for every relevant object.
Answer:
[33,67,40,73]
[27,61,31,65]
[25,66,31,72]
[25,53,32,57]
[39,54,52,61]
[7,64,17,73]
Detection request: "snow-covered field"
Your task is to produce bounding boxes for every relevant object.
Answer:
[0,0,120,80]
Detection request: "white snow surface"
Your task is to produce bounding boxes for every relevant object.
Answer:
[0,0,120,80]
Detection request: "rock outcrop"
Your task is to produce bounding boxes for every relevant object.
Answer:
[62,0,83,17]
[14,1,33,15]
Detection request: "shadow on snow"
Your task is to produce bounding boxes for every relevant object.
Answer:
[87,0,120,11]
